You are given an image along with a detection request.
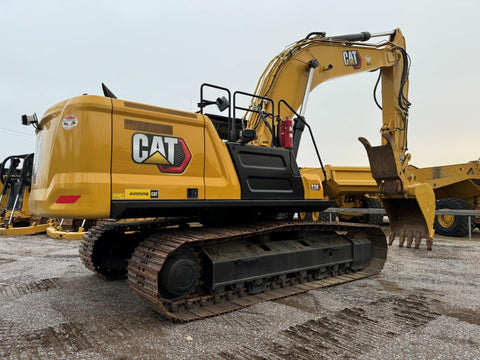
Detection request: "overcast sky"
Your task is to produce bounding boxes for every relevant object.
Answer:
[1,0,479,168]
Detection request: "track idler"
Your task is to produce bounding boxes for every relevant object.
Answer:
[159,248,199,300]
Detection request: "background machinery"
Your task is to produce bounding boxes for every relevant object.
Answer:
[27,29,434,321]
[299,166,382,225]
[411,161,480,237]
[316,161,480,237]
[303,160,480,237]
[46,218,97,240]
[0,153,52,235]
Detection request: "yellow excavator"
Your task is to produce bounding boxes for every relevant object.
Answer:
[27,29,434,321]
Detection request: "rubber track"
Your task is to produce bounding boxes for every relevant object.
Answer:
[127,221,387,322]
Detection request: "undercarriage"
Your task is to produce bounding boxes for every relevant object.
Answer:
[80,219,387,321]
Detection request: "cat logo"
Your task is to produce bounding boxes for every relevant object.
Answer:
[132,133,191,174]
[342,50,362,69]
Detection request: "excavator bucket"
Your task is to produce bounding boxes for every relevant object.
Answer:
[359,135,435,250]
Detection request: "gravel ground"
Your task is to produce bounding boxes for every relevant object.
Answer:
[0,227,479,360]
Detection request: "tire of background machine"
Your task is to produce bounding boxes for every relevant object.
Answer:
[310,211,331,222]
[299,212,315,221]
[360,197,383,226]
[434,198,474,237]
[299,211,327,222]
[318,211,331,222]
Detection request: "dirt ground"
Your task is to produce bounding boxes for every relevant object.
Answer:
[0,226,479,360]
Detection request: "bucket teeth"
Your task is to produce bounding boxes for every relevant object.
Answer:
[388,231,396,246]
[387,230,433,250]
[426,237,433,251]
[414,234,421,249]
[406,233,413,248]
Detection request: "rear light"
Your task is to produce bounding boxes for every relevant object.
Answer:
[55,195,81,204]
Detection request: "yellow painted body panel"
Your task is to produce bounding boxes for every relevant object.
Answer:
[30,96,112,218]
[30,95,243,219]
[299,170,324,200]
[111,99,206,200]
[203,119,241,199]
[302,166,377,199]
[301,166,378,216]
[0,219,54,236]
[46,225,85,240]
[109,100,241,201]
[410,161,480,204]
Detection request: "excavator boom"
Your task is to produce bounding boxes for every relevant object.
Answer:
[246,29,435,248]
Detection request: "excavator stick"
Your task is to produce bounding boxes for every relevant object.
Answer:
[359,135,435,250]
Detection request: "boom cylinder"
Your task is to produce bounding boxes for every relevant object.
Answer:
[329,30,396,42]
[329,32,371,42]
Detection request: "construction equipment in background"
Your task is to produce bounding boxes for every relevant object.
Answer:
[410,161,480,237]
[27,28,434,321]
[46,218,97,240]
[0,153,53,235]
[299,166,382,225]
[46,218,140,240]
[0,155,19,209]
[302,161,480,238]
